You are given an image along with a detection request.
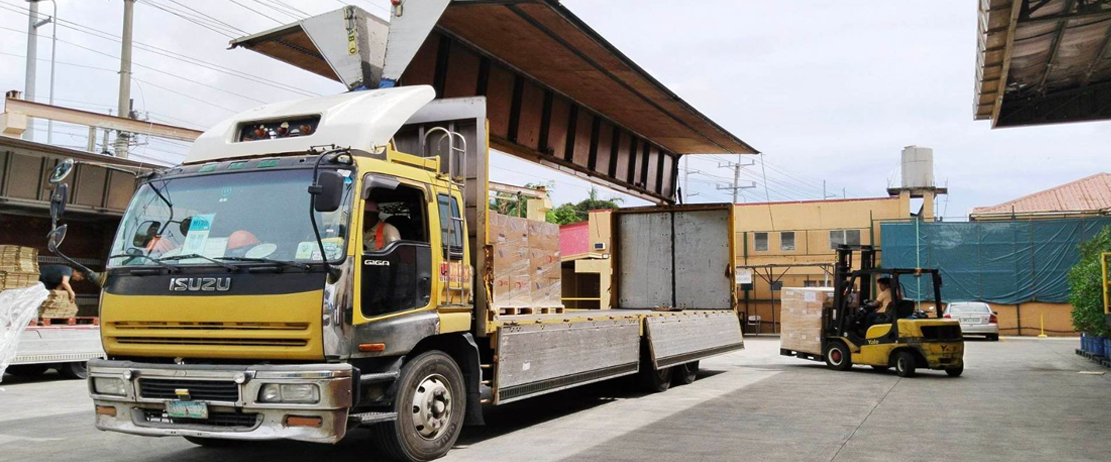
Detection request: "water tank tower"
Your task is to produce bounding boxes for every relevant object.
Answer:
[888,145,947,220]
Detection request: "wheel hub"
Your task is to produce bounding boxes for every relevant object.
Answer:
[411,374,452,440]
[830,349,842,363]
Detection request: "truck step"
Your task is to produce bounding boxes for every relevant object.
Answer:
[350,411,397,425]
[30,316,99,327]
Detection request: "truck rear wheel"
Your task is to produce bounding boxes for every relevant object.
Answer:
[5,364,49,377]
[824,341,852,371]
[58,362,88,380]
[673,361,699,385]
[638,364,672,393]
[372,351,465,462]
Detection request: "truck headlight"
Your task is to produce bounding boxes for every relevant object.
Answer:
[93,377,126,396]
[258,383,320,404]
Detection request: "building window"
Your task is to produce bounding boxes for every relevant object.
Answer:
[780,231,795,251]
[754,232,768,252]
[829,229,862,250]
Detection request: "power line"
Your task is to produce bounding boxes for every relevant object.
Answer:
[228,0,286,25]
[137,0,242,38]
[0,1,319,98]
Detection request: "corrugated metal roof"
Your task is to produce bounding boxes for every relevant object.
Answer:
[974,0,1111,127]
[971,172,1111,215]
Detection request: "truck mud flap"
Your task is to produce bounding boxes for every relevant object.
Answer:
[494,318,640,404]
[646,311,743,369]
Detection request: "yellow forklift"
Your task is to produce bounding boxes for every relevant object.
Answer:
[811,246,965,377]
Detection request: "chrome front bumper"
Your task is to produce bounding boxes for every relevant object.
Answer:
[87,359,355,443]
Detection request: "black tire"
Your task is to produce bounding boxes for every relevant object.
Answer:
[987,334,999,341]
[894,351,917,378]
[58,362,88,380]
[945,366,964,377]
[183,436,248,448]
[638,364,673,393]
[371,351,466,462]
[824,341,852,371]
[673,361,699,385]
[5,364,49,377]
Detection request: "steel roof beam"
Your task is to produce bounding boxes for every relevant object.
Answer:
[1037,0,1078,93]
[991,0,1025,128]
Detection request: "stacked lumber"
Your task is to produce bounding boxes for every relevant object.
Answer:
[0,245,40,291]
[780,287,834,356]
[490,213,562,309]
[39,289,79,318]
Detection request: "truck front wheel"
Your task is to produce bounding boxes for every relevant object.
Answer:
[372,351,466,462]
[58,362,88,380]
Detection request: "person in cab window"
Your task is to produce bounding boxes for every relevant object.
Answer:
[364,200,400,252]
[865,277,894,326]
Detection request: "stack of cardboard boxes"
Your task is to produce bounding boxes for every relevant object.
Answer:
[0,245,40,291]
[39,289,79,318]
[490,213,562,309]
[780,287,833,356]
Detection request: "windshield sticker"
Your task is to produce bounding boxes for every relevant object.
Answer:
[181,214,215,256]
[295,241,316,260]
[245,243,277,259]
[295,240,341,261]
[203,238,229,259]
[219,187,232,203]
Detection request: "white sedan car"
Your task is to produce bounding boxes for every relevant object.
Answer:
[944,302,999,341]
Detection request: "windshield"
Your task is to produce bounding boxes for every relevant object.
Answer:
[108,168,353,268]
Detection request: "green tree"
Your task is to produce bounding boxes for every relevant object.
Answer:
[544,187,622,225]
[490,182,552,218]
[1068,226,1111,337]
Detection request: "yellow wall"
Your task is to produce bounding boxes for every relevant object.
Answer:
[735,197,909,303]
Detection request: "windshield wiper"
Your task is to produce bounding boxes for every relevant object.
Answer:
[108,253,182,272]
[160,254,238,271]
[215,256,311,270]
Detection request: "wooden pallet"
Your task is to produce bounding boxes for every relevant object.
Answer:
[30,316,99,326]
[495,306,566,317]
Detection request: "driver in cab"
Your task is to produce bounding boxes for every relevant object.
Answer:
[364,200,400,252]
[865,277,894,326]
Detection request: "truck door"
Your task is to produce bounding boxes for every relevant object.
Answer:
[359,179,433,318]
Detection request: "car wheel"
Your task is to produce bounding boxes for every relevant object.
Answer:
[673,361,699,385]
[987,334,999,341]
[945,366,963,377]
[58,362,88,380]
[371,350,466,462]
[894,351,917,378]
[824,341,852,371]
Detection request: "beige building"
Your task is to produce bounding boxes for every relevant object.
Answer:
[734,196,917,333]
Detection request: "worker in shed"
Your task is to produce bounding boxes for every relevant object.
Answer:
[364,200,400,252]
[38,264,84,303]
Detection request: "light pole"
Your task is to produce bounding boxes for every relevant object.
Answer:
[27,0,57,144]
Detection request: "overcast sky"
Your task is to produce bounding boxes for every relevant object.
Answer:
[1,0,1108,217]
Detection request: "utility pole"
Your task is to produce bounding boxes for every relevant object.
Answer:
[681,156,700,203]
[716,154,755,203]
[22,1,39,141]
[115,0,136,158]
[822,180,837,200]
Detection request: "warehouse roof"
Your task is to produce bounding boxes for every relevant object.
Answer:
[974,0,1111,127]
[971,172,1111,217]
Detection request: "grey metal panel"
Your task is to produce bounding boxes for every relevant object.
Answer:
[12,327,105,365]
[495,318,640,403]
[673,209,732,309]
[615,212,673,309]
[646,311,743,369]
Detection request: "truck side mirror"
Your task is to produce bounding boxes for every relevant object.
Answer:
[48,158,75,184]
[310,171,344,212]
[50,183,69,225]
[47,224,68,253]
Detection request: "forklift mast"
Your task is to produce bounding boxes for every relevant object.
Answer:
[828,245,877,338]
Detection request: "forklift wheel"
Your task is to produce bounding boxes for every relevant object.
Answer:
[945,366,963,377]
[894,351,917,377]
[824,341,852,371]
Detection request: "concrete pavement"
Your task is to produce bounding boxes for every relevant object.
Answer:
[1,336,1108,461]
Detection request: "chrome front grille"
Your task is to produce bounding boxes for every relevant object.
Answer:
[138,378,239,401]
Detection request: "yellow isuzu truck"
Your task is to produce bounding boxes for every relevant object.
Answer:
[45,86,744,461]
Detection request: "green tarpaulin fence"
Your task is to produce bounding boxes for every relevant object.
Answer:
[880,218,1111,304]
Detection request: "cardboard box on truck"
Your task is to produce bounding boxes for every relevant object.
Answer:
[490,212,563,308]
[780,287,833,356]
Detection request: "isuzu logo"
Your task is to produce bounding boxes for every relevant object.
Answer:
[169,277,232,292]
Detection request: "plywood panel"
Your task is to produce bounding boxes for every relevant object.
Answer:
[593,119,613,176]
[486,65,515,139]
[403,33,439,88]
[105,171,136,212]
[443,44,481,99]
[545,95,571,158]
[7,153,42,200]
[571,110,593,168]
[515,80,545,150]
[645,146,660,193]
[74,165,108,208]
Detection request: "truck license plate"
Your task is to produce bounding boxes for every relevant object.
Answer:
[166,400,208,419]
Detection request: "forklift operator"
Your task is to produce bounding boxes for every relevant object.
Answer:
[363,200,400,252]
[864,277,894,326]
